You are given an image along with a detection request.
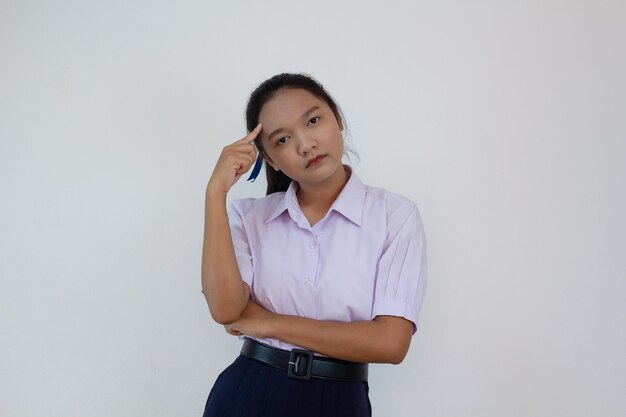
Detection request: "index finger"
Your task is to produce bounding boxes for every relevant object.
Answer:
[236,123,263,144]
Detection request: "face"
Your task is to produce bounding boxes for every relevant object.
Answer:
[258,88,345,189]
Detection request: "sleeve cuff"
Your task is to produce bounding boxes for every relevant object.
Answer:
[372,300,419,334]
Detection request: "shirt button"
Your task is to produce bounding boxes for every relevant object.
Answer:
[304,278,311,286]
[309,242,317,249]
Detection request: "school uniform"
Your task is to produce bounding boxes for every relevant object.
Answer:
[203,165,427,417]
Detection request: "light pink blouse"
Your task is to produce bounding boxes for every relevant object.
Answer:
[228,166,427,351]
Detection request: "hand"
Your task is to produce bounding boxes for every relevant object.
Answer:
[224,300,276,339]
[207,123,263,195]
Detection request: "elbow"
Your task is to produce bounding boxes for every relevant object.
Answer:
[201,292,243,325]
[378,332,411,364]
[372,316,413,364]
[387,348,408,365]
[206,300,243,325]
[210,310,241,325]
[369,336,409,364]
[381,341,409,364]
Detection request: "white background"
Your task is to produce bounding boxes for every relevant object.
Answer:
[1,1,625,416]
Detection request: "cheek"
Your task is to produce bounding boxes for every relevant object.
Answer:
[323,127,344,148]
[263,148,290,170]
[261,143,282,161]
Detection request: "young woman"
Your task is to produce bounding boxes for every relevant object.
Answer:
[201,73,427,417]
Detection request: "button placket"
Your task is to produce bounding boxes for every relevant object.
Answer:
[304,234,319,287]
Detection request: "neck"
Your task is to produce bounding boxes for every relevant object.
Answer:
[296,165,349,210]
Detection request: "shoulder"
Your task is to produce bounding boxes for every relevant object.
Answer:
[228,192,286,218]
[362,183,420,223]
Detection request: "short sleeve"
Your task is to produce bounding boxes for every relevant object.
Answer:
[227,199,254,287]
[372,202,427,334]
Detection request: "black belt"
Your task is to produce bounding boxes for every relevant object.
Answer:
[240,337,368,382]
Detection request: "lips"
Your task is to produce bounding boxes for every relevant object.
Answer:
[306,155,326,167]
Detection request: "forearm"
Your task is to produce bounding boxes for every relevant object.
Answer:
[201,189,249,324]
[268,314,412,364]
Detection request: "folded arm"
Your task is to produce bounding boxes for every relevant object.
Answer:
[225,301,414,364]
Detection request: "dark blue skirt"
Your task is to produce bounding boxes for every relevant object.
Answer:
[203,355,372,417]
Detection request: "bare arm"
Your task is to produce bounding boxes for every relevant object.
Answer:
[225,301,414,364]
[201,190,250,324]
[201,124,262,324]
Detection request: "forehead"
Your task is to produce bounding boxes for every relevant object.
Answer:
[258,88,327,127]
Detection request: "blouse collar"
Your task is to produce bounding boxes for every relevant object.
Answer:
[263,165,365,227]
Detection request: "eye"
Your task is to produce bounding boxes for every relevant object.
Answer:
[308,116,320,125]
[276,136,289,146]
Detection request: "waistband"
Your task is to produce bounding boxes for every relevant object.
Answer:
[240,337,368,382]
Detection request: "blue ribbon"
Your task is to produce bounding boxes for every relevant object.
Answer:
[246,155,263,182]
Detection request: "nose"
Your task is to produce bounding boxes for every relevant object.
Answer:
[297,133,317,155]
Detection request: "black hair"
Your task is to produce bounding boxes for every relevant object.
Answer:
[245,73,348,195]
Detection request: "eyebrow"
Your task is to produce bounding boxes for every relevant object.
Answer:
[266,105,321,141]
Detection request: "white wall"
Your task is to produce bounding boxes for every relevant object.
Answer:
[1,1,625,416]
